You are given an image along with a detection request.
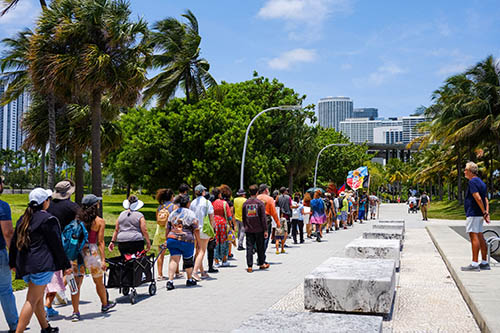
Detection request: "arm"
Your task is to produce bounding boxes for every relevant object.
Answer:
[140,217,151,252]
[259,203,268,237]
[0,220,14,248]
[472,192,490,223]
[8,225,17,270]
[270,201,280,228]
[108,218,120,252]
[96,218,106,270]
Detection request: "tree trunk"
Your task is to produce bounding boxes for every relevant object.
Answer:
[47,94,56,189]
[288,171,294,194]
[438,175,443,201]
[126,183,131,198]
[90,91,103,216]
[185,70,191,104]
[457,146,463,204]
[75,151,84,205]
[40,147,46,187]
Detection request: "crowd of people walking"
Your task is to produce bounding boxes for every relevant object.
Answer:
[0,177,379,332]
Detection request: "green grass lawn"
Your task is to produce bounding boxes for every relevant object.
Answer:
[4,193,161,291]
[428,199,500,220]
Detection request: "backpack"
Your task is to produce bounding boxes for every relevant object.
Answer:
[62,220,88,261]
[157,202,173,227]
[337,198,343,210]
[324,198,332,211]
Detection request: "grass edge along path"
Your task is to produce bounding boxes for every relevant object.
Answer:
[428,199,499,220]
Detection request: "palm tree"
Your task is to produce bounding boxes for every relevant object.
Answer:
[143,10,219,106]
[29,0,150,204]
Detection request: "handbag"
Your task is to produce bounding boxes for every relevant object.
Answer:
[202,199,215,238]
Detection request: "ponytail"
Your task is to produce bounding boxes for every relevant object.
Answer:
[16,203,40,250]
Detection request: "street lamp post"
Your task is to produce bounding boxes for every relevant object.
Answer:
[240,105,302,190]
[313,143,348,189]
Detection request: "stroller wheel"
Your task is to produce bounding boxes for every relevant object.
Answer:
[122,287,130,296]
[149,283,157,296]
[129,290,137,304]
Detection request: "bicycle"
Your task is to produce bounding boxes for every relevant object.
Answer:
[483,229,500,253]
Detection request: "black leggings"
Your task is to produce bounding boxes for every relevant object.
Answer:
[118,240,144,256]
[207,239,216,269]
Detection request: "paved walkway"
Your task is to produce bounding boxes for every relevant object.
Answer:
[1,204,481,332]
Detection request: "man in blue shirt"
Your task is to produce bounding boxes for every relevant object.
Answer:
[461,162,491,272]
[0,177,18,332]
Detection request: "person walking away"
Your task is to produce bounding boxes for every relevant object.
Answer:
[108,195,151,256]
[461,162,491,271]
[242,185,269,272]
[332,193,339,230]
[358,192,367,223]
[219,185,235,258]
[152,189,174,281]
[291,195,304,244]
[233,189,247,251]
[324,193,333,232]
[369,192,379,219]
[45,180,79,317]
[310,190,326,242]
[0,177,18,333]
[276,187,292,236]
[419,192,430,221]
[340,193,348,229]
[9,188,72,333]
[303,193,312,237]
[206,192,218,273]
[257,184,280,250]
[212,188,233,267]
[190,184,215,281]
[165,194,200,290]
[70,195,115,321]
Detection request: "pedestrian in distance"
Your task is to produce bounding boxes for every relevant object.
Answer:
[257,184,280,251]
[340,192,349,229]
[369,192,379,219]
[419,192,430,221]
[310,190,326,242]
[276,187,292,236]
[206,191,219,274]
[9,188,72,333]
[212,187,233,267]
[290,195,304,244]
[461,162,491,272]
[219,184,236,259]
[152,189,175,281]
[358,191,367,223]
[165,194,200,290]
[303,192,312,237]
[324,193,334,232]
[233,189,247,251]
[0,176,18,333]
[70,195,116,322]
[242,185,269,272]
[190,184,215,281]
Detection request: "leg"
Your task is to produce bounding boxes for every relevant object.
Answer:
[298,220,304,242]
[291,219,298,242]
[214,242,222,262]
[70,263,85,314]
[222,242,229,263]
[0,250,18,331]
[92,275,108,306]
[275,239,279,253]
[478,232,488,261]
[237,220,245,248]
[157,247,165,278]
[264,218,272,250]
[168,256,181,281]
[469,232,481,263]
[246,233,256,267]
[255,232,266,266]
[193,238,209,278]
[17,282,49,332]
[207,239,216,270]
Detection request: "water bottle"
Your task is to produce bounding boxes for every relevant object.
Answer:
[67,273,78,295]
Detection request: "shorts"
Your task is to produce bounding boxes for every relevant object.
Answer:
[370,206,376,214]
[465,216,484,233]
[167,238,194,259]
[200,227,211,240]
[23,271,54,286]
[341,211,348,222]
[82,243,104,278]
[45,270,65,293]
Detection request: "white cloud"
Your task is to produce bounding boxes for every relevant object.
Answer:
[257,0,353,40]
[340,63,352,70]
[268,48,317,70]
[437,64,468,76]
[0,0,40,35]
[353,63,406,87]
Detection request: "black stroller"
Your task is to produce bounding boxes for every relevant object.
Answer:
[104,247,166,304]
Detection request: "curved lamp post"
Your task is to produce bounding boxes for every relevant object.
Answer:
[240,105,302,189]
[313,143,348,189]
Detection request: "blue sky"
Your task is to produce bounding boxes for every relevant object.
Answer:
[1,0,499,118]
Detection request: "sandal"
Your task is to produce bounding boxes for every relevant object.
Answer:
[201,272,210,279]
[156,276,167,281]
[192,275,202,282]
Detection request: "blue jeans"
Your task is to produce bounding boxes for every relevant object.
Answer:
[0,248,18,330]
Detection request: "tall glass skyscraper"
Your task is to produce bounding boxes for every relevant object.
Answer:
[317,96,353,131]
[0,82,29,151]
[353,108,378,119]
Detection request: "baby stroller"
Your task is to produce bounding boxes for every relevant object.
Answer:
[104,247,166,304]
[408,202,418,214]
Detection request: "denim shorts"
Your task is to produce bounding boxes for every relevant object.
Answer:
[167,238,194,259]
[23,271,54,286]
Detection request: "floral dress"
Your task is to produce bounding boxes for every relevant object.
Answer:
[212,199,232,244]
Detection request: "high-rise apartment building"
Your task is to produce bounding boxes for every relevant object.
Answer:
[339,117,403,144]
[317,96,353,130]
[0,82,29,151]
[402,116,428,144]
[353,108,378,120]
[373,126,404,144]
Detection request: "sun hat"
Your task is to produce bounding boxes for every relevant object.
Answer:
[82,194,102,207]
[123,195,144,211]
[52,180,75,200]
[194,184,207,193]
[236,188,246,196]
[29,188,53,206]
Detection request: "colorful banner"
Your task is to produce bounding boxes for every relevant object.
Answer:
[347,166,369,190]
[337,183,346,195]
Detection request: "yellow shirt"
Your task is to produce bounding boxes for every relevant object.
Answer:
[233,197,247,221]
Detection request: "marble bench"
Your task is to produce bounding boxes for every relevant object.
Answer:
[372,222,405,233]
[233,310,383,333]
[363,229,404,242]
[345,238,401,269]
[304,257,396,315]
[379,219,405,224]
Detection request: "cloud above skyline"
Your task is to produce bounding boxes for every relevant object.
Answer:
[268,48,317,70]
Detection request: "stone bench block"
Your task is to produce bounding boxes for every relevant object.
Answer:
[233,310,383,333]
[379,219,405,225]
[304,257,396,315]
[372,222,405,233]
[363,229,404,242]
[345,238,401,269]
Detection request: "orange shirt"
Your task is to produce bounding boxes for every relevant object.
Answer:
[257,193,280,228]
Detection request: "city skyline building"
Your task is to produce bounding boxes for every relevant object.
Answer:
[373,126,404,144]
[317,96,353,131]
[353,108,378,119]
[402,116,428,144]
[339,117,403,144]
[0,82,29,151]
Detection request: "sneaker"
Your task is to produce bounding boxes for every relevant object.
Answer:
[221,261,230,267]
[326,229,329,233]
[228,253,234,258]
[214,263,220,268]
[237,246,245,251]
[281,249,285,253]
[316,238,321,242]
[300,240,304,244]
[186,279,197,287]
[208,267,219,273]
[276,250,280,254]
[344,226,347,230]
[460,264,480,272]
[259,263,270,270]
[41,324,59,333]
[45,306,59,317]
[101,301,116,313]
[166,281,175,290]
[246,267,253,273]
[479,262,491,270]
[71,312,81,322]
[293,240,298,244]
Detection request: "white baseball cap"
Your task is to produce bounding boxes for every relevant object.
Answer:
[29,188,53,206]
